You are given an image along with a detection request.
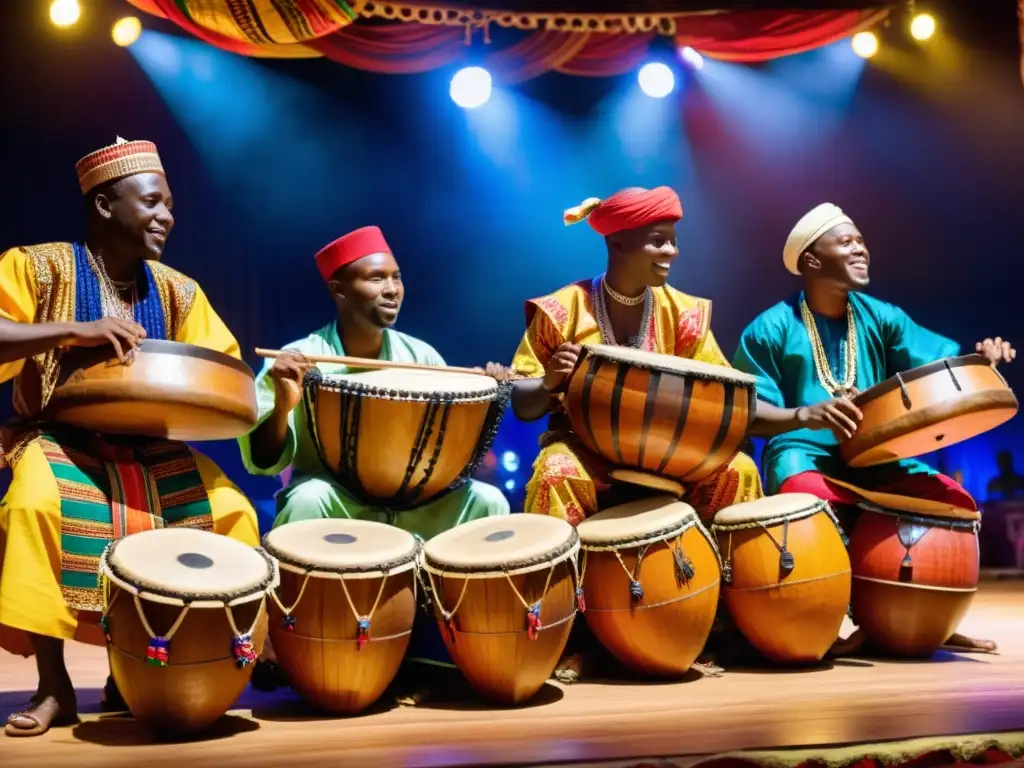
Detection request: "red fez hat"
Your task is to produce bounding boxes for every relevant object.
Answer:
[315,226,392,282]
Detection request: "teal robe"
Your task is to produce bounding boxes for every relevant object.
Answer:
[238,320,509,540]
[732,292,960,494]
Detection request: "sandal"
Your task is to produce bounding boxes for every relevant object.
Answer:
[5,698,78,737]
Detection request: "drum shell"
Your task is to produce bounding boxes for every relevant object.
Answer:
[429,562,576,705]
[311,385,495,505]
[44,340,258,441]
[105,584,268,734]
[849,508,979,656]
[716,511,851,664]
[581,524,720,677]
[565,354,753,484]
[268,567,416,715]
[841,356,1018,467]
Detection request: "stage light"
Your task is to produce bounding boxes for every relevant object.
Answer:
[49,0,80,28]
[450,66,492,109]
[910,13,936,41]
[851,31,879,59]
[112,16,143,47]
[638,62,675,98]
[680,46,704,71]
[501,450,520,473]
[504,479,516,492]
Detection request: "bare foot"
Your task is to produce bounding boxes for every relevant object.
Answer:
[691,660,724,677]
[552,651,586,685]
[828,628,866,658]
[5,694,78,737]
[943,632,998,653]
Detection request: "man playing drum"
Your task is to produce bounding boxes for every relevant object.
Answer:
[734,202,1015,656]
[239,225,510,536]
[0,138,260,737]
[510,186,764,526]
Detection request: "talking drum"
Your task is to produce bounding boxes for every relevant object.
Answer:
[841,354,1018,468]
[262,519,419,715]
[304,368,510,508]
[712,494,851,664]
[849,502,980,657]
[421,515,579,704]
[44,340,259,441]
[565,344,756,495]
[99,528,277,734]
[576,496,721,677]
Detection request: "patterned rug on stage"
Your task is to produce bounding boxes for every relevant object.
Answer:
[562,732,1024,768]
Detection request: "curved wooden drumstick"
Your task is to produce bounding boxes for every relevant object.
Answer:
[255,348,535,380]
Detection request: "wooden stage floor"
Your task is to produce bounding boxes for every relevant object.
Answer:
[3,579,1023,768]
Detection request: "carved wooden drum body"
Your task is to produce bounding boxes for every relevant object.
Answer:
[303,368,510,508]
[45,339,259,441]
[712,494,851,664]
[422,515,579,705]
[99,528,277,734]
[841,354,1018,468]
[565,344,756,495]
[576,496,720,677]
[262,519,419,715]
[849,502,981,656]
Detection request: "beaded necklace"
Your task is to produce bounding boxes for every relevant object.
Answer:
[593,275,653,349]
[799,297,857,397]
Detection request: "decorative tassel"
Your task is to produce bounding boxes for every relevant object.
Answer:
[527,602,542,640]
[232,633,258,668]
[357,618,371,650]
[901,553,913,568]
[444,616,457,644]
[722,561,732,584]
[146,636,169,667]
[673,548,695,583]
[575,586,586,614]
[629,580,644,603]
[780,550,795,572]
[282,614,296,632]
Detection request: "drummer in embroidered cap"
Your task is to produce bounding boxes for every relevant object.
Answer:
[734,201,1015,657]
[0,138,259,737]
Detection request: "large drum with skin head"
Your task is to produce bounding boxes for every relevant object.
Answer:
[262,519,419,715]
[849,502,981,657]
[421,515,578,705]
[303,368,510,508]
[711,494,852,665]
[564,344,756,496]
[576,496,721,677]
[840,354,1018,468]
[99,528,277,734]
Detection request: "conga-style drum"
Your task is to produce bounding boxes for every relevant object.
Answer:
[262,519,419,715]
[99,528,277,734]
[304,368,510,508]
[849,502,981,656]
[565,344,756,495]
[44,339,259,441]
[576,496,720,677]
[421,515,578,704]
[841,354,1018,467]
[711,494,851,664]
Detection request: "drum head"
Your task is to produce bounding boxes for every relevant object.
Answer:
[578,496,698,548]
[858,501,981,523]
[104,528,273,604]
[583,344,756,387]
[423,515,578,577]
[713,493,826,528]
[319,368,498,402]
[263,518,419,577]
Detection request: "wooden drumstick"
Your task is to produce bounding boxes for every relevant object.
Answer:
[255,348,533,380]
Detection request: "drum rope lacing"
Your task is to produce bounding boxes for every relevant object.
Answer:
[800,298,858,397]
[859,503,981,572]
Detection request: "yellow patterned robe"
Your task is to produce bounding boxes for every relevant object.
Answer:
[512,278,763,525]
[0,243,258,657]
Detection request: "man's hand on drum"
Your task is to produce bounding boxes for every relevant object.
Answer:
[543,343,582,391]
[976,337,1016,366]
[65,317,147,364]
[269,351,313,413]
[797,398,863,441]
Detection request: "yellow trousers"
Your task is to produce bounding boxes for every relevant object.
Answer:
[0,440,259,657]
[525,434,763,526]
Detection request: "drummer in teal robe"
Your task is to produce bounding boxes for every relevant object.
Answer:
[735,202,1015,655]
[238,225,510,539]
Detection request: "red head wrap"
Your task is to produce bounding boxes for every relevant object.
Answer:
[564,186,683,237]
[314,226,392,282]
